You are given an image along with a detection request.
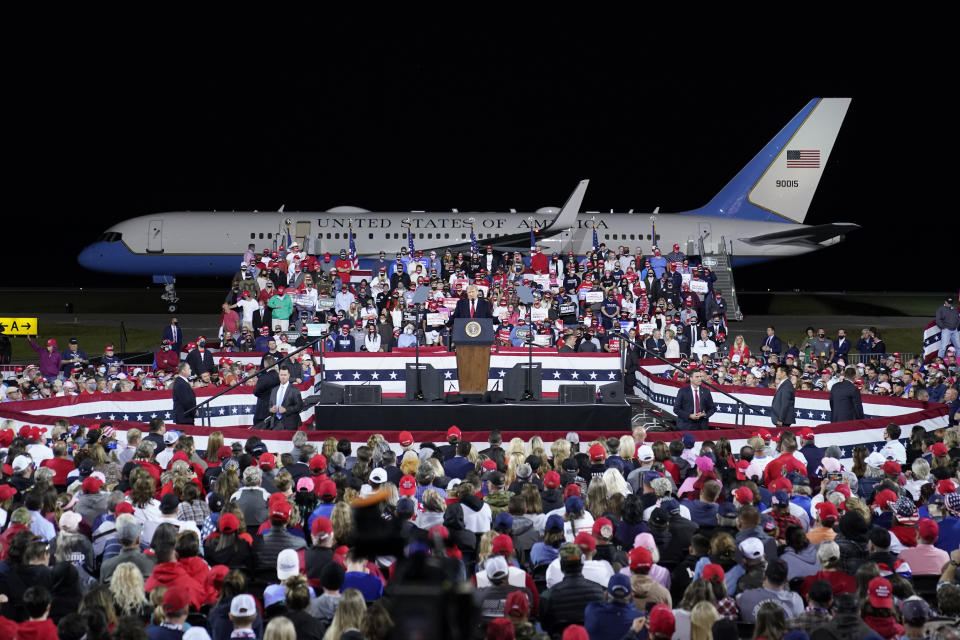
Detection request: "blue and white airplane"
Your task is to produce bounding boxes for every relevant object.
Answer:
[79,97,855,309]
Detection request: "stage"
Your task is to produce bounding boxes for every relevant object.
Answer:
[312,397,631,433]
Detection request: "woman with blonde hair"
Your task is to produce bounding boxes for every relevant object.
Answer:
[729,335,750,365]
[321,436,338,459]
[507,437,526,458]
[400,455,419,477]
[476,530,497,566]
[550,438,571,470]
[690,601,721,640]
[160,459,193,498]
[529,435,547,464]
[110,562,151,621]
[505,452,526,486]
[602,467,631,498]
[331,501,353,547]
[322,588,367,640]
[618,435,637,464]
[205,431,225,465]
[752,601,787,640]
[585,477,609,520]
[264,616,296,640]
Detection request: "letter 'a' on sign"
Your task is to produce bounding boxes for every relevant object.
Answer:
[0,317,39,336]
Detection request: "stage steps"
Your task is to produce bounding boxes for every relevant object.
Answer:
[698,234,743,321]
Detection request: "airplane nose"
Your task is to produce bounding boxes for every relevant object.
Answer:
[77,243,102,271]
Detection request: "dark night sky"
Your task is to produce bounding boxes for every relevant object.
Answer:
[10,23,955,291]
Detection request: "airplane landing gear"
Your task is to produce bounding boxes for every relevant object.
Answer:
[161,282,179,313]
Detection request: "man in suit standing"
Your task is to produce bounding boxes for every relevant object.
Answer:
[172,362,196,425]
[254,355,280,427]
[162,318,182,353]
[451,284,492,321]
[644,330,666,358]
[771,365,796,428]
[674,371,716,430]
[269,365,303,429]
[760,326,782,359]
[829,366,864,422]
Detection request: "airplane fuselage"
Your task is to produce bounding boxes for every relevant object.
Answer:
[77,210,820,277]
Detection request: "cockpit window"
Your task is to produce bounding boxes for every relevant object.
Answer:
[97,232,122,242]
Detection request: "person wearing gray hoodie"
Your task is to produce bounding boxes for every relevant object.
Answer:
[779,525,820,581]
[508,495,541,560]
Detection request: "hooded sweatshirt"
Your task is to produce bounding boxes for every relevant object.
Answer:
[862,614,904,640]
[144,561,208,609]
[834,511,869,575]
[442,503,477,554]
[14,618,58,640]
[511,515,541,555]
[780,544,820,580]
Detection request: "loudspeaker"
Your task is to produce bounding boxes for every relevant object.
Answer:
[503,363,542,401]
[345,385,382,404]
[318,382,345,404]
[558,384,596,404]
[599,382,624,404]
[483,391,505,404]
[405,363,443,401]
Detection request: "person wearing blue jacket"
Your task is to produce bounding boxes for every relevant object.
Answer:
[584,574,644,640]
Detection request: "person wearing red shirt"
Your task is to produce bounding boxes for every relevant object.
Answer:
[13,586,58,640]
[144,541,211,610]
[530,247,549,274]
[39,442,75,487]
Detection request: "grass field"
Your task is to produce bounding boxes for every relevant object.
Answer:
[8,323,159,362]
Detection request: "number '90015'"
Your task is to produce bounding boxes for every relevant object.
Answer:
[776,180,799,188]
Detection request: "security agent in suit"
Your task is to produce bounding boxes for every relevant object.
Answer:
[674,370,716,430]
[253,354,281,426]
[268,365,303,429]
[760,326,782,358]
[162,318,182,352]
[829,365,864,422]
[172,361,197,425]
[771,365,796,427]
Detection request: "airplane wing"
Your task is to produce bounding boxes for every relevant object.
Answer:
[738,222,860,247]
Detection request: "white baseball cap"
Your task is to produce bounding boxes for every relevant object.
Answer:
[865,452,886,469]
[276,548,300,581]
[739,537,764,559]
[485,555,509,580]
[229,594,257,617]
[12,455,33,473]
[369,468,387,484]
[636,445,654,462]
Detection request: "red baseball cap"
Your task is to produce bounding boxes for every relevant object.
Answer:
[798,428,815,440]
[0,485,18,501]
[873,489,898,510]
[46,338,57,347]
[398,475,416,496]
[446,425,461,440]
[815,501,839,524]
[834,484,852,499]
[917,518,939,543]
[592,517,614,540]
[628,546,653,571]
[931,442,948,457]
[564,484,582,499]
[868,577,893,608]
[574,532,596,552]
[481,459,497,472]
[702,563,725,583]
[399,431,414,447]
[505,590,529,617]
[543,470,561,489]
[937,479,956,494]
[491,534,514,556]
[83,477,104,493]
[733,487,754,505]
[311,516,333,540]
[309,454,327,471]
[218,513,240,534]
[769,477,793,493]
[270,500,291,521]
[648,604,676,636]
[217,445,232,460]
[258,453,276,470]
[882,461,901,475]
[115,502,134,516]
[318,479,337,499]
[588,443,606,462]
[162,587,191,614]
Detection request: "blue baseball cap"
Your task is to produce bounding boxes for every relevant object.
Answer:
[660,498,680,514]
[493,512,514,531]
[565,496,584,514]
[643,471,663,484]
[545,514,565,533]
[608,573,632,598]
[718,503,738,518]
[682,434,695,448]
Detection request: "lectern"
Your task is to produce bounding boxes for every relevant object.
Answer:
[452,318,494,394]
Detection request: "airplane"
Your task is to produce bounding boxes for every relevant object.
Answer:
[78,97,855,311]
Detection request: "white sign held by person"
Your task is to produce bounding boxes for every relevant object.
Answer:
[637,322,656,335]
[690,280,709,294]
[531,307,549,322]
[426,313,446,326]
[585,291,604,303]
[443,297,459,311]
[681,273,692,286]
[533,334,552,347]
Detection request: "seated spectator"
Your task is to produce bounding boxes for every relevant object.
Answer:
[779,526,820,581]
[751,601,788,640]
[539,544,604,636]
[625,546,672,612]
[861,577,904,639]
[899,518,950,575]
[584,573,644,640]
[799,541,856,600]
[702,563,739,621]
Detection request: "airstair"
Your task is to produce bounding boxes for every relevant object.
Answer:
[698,234,744,321]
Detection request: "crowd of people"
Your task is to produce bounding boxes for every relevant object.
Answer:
[0,419,959,639]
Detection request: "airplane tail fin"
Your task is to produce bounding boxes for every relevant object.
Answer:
[688,98,851,224]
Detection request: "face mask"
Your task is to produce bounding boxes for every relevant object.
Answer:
[405,328,413,334]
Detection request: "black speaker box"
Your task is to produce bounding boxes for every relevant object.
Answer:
[483,391,505,404]
[558,384,596,404]
[503,363,542,401]
[599,382,624,404]
[318,382,345,404]
[345,385,382,405]
[405,363,444,401]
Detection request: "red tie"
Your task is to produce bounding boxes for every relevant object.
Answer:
[470,301,475,318]
[694,387,700,414]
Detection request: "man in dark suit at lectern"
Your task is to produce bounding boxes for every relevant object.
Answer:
[674,370,716,430]
[450,284,492,321]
